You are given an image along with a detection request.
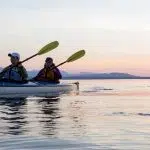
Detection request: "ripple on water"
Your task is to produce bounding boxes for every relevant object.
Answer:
[0,136,103,150]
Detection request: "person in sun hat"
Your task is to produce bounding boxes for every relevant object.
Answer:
[0,52,28,82]
[32,57,62,83]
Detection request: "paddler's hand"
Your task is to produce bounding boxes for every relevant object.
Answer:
[16,62,22,67]
[18,63,23,67]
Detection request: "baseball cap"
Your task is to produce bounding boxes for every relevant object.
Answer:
[8,52,20,60]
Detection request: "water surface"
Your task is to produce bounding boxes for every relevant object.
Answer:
[0,79,150,149]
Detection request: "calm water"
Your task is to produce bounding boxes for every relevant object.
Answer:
[1,79,150,149]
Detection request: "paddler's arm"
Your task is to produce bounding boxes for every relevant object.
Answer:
[0,66,10,79]
[18,65,28,80]
[32,69,44,81]
[53,67,62,79]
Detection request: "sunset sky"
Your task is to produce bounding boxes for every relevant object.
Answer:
[0,0,150,76]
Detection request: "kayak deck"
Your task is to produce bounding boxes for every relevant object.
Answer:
[0,81,79,98]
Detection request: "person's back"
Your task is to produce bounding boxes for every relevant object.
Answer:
[0,52,28,82]
[33,57,62,83]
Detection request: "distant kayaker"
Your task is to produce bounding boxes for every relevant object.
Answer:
[33,57,62,83]
[0,52,28,82]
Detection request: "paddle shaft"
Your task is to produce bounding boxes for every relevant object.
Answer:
[50,61,67,71]
[49,50,85,71]
[19,54,38,64]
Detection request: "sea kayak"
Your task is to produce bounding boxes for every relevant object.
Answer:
[0,81,79,98]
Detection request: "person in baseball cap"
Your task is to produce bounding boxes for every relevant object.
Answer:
[8,52,20,60]
[0,52,28,82]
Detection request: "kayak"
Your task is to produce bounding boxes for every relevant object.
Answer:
[0,81,79,98]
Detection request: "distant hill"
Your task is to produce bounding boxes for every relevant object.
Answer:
[0,67,150,79]
[27,70,150,79]
[62,72,150,79]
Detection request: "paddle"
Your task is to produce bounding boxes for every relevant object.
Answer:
[19,41,59,64]
[0,41,59,76]
[50,50,85,70]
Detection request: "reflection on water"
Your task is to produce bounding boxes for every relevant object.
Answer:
[0,97,61,136]
[0,98,28,135]
[67,100,87,137]
[0,96,91,138]
[37,97,61,136]
[1,80,150,149]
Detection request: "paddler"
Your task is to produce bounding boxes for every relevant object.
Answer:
[0,52,28,82]
[32,57,62,83]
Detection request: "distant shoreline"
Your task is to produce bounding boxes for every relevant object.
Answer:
[62,77,150,79]
[1,68,150,80]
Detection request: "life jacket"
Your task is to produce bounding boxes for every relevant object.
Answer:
[45,68,55,80]
[39,68,55,80]
[36,66,62,82]
[3,67,24,81]
[49,63,62,80]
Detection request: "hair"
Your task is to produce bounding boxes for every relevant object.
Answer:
[45,57,53,62]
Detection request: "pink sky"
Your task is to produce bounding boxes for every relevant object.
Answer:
[0,1,150,77]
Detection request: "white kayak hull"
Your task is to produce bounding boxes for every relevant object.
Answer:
[0,81,79,98]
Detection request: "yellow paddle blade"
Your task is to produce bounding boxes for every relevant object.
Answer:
[67,50,85,62]
[37,41,59,55]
